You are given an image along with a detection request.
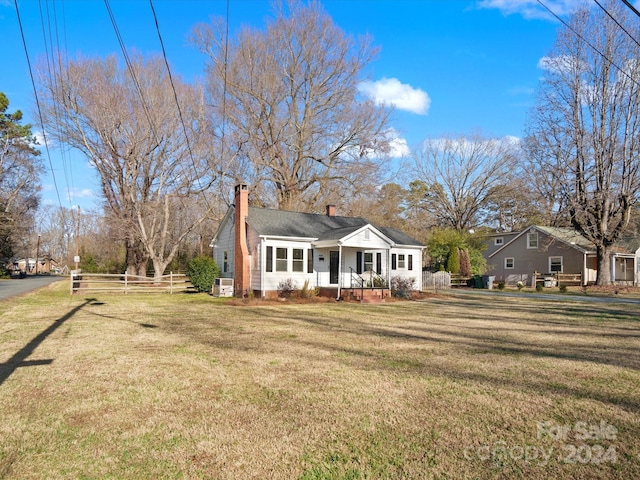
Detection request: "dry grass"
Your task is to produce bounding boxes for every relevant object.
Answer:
[1,283,639,479]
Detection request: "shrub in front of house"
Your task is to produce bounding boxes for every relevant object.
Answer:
[277,278,297,298]
[299,279,318,298]
[187,256,220,293]
[536,283,543,293]
[391,275,416,299]
[497,281,506,290]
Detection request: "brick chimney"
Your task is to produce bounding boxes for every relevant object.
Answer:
[234,184,250,297]
[326,204,336,217]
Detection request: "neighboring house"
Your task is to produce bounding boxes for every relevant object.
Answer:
[485,225,639,286]
[210,184,425,298]
[11,256,58,275]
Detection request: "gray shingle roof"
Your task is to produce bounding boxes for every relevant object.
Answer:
[246,207,423,246]
[535,226,595,251]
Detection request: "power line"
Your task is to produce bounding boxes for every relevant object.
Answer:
[149,0,216,210]
[38,0,75,210]
[104,0,160,145]
[13,0,65,212]
[593,0,640,50]
[536,0,640,89]
[621,0,640,19]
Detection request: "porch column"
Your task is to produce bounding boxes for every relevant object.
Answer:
[583,253,587,286]
[386,248,391,290]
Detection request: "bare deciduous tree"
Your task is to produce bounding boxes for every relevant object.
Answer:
[0,92,43,262]
[413,132,518,231]
[526,0,640,285]
[37,54,217,277]
[191,0,392,212]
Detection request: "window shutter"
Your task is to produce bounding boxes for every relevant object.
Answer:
[307,249,313,273]
[376,253,382,274]
[408,255,413,271]
[392,254,397,270]
[356,251,363,274]
[266,246,273,272]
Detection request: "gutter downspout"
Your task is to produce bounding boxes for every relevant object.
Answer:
[337,243,343,300]
[260,238,265,298]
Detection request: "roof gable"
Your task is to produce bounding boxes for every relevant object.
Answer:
[489,225,594,258]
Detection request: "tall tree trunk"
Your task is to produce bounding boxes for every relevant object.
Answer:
[125,238,148,277]
[595,244,611,286]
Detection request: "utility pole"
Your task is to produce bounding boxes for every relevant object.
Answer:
[35,233,41,275]
[74,205,80,272]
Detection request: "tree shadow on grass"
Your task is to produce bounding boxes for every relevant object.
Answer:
[0,298,98,386]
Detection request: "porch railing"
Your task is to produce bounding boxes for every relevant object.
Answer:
[349,268,388,289]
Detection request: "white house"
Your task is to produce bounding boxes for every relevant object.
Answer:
[210,184,425,299]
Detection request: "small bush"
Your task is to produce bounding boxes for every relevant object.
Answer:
[299,279,318,298]
[391,276,416,299]
[536,283,543,293]
[516,281,524,291]
[187,256,220,293]
[277,278,297,298]
[559,284,567,294]
[497,281,506,290]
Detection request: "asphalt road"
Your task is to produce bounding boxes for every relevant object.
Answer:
[0,275,66,302]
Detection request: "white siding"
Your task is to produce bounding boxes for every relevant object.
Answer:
[261,239,315,292]
[213,213,235,278]
[390,247,422,290]
[341,227,390,249]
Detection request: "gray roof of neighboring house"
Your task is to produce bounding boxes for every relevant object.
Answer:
[535,226,595,251]
[246,207,423,246]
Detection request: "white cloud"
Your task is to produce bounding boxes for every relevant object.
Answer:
[537,55,588,74]
[358,78,430,115]
[60,187,96,203]
[386,130,411,158]
[476,0,583,21]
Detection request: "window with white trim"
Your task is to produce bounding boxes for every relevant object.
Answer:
[505,257,514,269]
[223,251,229,273]
[527,233,538,249]
[276,247,287,272]
[292,248,304,272]
[398,254,406,269]
[549,256,563,273]
[494,237,504,246]
[364,252,373,272]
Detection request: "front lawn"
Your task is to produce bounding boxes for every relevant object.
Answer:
[1,283,638,478]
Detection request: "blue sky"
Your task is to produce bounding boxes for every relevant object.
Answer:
[0,0,596,211]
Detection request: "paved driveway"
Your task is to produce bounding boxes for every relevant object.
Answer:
[0,276,66,302]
